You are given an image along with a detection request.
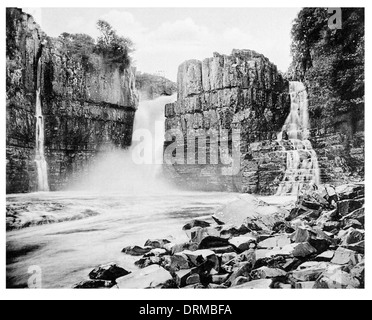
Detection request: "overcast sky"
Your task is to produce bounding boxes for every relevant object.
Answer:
[24,7,301,81]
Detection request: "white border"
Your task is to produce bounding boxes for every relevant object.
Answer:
[1,0,370,300]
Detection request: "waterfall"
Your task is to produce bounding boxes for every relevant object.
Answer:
[35,58,50,192]
[276,82,320,196]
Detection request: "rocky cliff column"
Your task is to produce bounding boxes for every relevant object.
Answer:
[164,50,291,194]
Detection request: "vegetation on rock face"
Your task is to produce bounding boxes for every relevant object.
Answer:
[59,20,134,72]
[289,8,364,132]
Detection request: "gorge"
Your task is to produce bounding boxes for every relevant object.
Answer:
[5,7,365,290]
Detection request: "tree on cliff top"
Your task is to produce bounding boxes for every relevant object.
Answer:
[94,20,134,71]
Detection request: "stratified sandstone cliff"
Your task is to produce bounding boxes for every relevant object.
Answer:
[6,8,138,193]
[164,50,291,194]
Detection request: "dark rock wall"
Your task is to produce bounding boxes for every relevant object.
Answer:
[164,50,291,194]
[6,8,138,193]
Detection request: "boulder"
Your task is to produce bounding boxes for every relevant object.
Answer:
[229,235,257,252]
[220,252,238,265]
[251,267,287,280]
[257,234,291,249]
[213,194,286,231]
[182,220,211,231]
[233,279,272,289]
[169,253,191,272]
[314,250,335,262]
[271,243,317,258]
[175,269,192,287]
[331,247,363,266]
[122,245,152,256]
[144,239,171,249]
[295,282,316,289]
[342,241,364,254]
[226,261,254,286]
[115,265,173,289]
[314,271,360,289]
[88,263,130,281]
[219,224,251,239]
[182,249,219,271]
[337,199,364,217]
[144,248,168,257]
[198,236,230,250]
[291,262,339,282]
[185,226,220,243]
[186,274,201,285]
[73,279,114,289]
[211,274,230,284]
[341,207,364,225]
[339,228,364,246]
[134,256,161,269]
[231,276,250,287]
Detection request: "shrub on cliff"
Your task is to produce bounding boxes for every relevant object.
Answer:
[289,8,364,131]
[94,20,134,71]
[59,20,134,72]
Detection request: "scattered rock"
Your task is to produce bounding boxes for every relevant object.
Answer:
[88,263,130,281]
[115,265,173,289]
[258,234,291,249]
[73,279,114,289]
[314,250,335,262]
[231,276,250,287]
[122,245,152,256]
[331,247,363,266]
[295,281,316,289]
[182,220,211,231]
[233,279,272,289]
[169,253,190,272]
[198,236,230,250]
[144,239,171,249]
[229,235,257,252]
[186,274,201,285]
[251,267,287,280]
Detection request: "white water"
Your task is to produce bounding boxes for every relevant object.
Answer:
[70,94,177,194]
[276,82,320,196]
[35,84,50,192]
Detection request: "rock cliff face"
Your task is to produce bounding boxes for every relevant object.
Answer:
[6,8,138,193]
[164,50,291,193]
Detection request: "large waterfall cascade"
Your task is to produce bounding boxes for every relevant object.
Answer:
[35,58,50,192]
[276,81,320,195]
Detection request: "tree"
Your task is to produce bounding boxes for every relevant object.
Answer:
[95,20,134,70]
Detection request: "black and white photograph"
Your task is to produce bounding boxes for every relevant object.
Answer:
[2,0,369,301]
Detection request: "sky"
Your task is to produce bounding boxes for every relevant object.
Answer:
[24,7,301,81]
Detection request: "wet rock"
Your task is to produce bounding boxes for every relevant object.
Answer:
[122,245,152,256]
[251,267,287,280]
[88,263,130,281]
[182,219,211,231]
[73,279,114,289]
[115,265,173,289]
[258,234,291,249]
[144,239,171,249]
[331,247,363,266]
[164,242,198,255]
[233,279,272,289]
[229,235,257,253]
[198,236,230,250]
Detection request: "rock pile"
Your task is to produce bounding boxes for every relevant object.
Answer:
[74,183,364,289]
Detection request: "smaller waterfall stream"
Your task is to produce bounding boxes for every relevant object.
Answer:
[276,82,320,196]
[35,60,49,192]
